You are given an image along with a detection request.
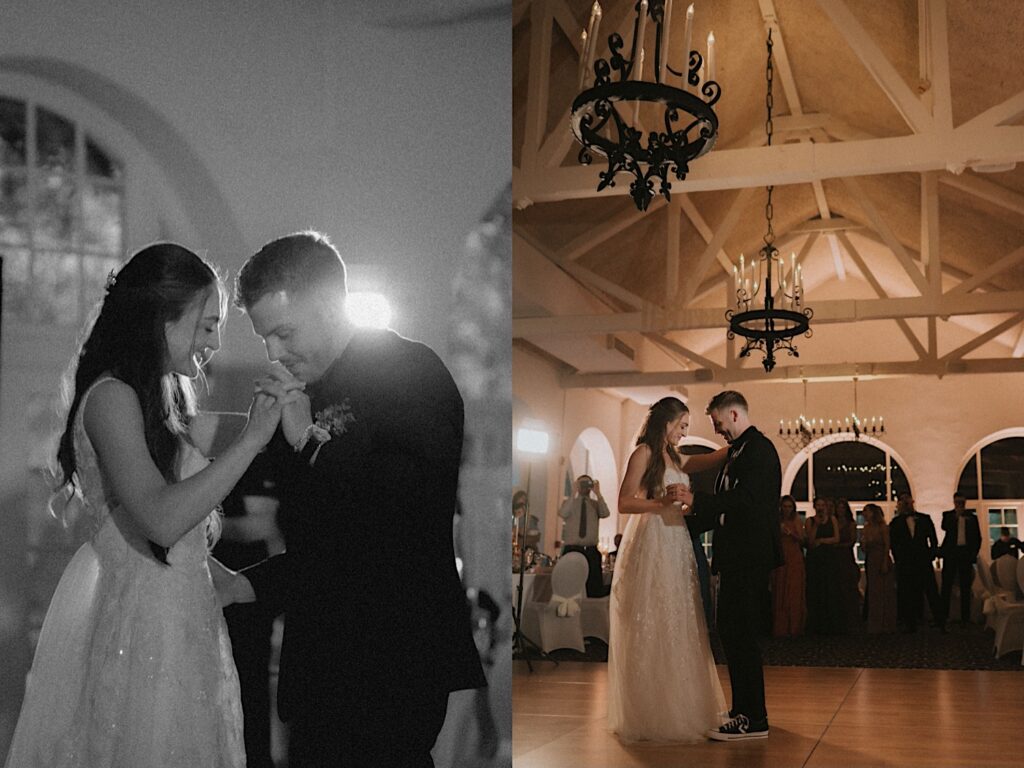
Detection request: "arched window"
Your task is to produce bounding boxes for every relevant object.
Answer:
[785,438,912,564]
[1,96,124,325]
[956,433,1024,547]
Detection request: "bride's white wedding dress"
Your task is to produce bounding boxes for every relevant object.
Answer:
[607,466,726,742]
[4,378,244,768]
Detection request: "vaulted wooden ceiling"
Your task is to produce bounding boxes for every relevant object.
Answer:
[512,0,1024,398]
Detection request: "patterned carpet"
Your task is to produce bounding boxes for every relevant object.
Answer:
[518,623,1024,671]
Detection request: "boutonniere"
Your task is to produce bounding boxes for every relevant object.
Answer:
[314,399,357,436]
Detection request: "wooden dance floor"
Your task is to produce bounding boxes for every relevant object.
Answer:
[513,661,1023,767]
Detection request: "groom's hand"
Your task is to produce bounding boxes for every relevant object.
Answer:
[256,369,312,445]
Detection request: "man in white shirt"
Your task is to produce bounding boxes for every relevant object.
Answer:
[558,475,611,597]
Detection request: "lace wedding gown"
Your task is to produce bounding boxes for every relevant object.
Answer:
[4,378,244,768]
[607,466,726,742]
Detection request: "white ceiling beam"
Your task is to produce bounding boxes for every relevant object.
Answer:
[945,245,1024,297]
[921,170,942,298]
[559,197,666,261]
[837,231,927,360]
[559,356,1024,387]
[682,188,757,305]
[644,333,725,373]
[939,313,1024,363]
[520,0,553,172]
[814,0,934,134]
[512,124,1024,204]
[789,217,863,234]
[959,89,1024,132]
[939,172,1024,218]
[677,194,735,275]
[919,0,953,131]
[758,0,803,113]
[841,176,929,295]
[513,290,1024,336]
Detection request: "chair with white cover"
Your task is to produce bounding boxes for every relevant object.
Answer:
[986,556,1024,657]
[521,552,588,653]
[994,555,1022,597]
[580,591,610,643]
[976,557,1009,631]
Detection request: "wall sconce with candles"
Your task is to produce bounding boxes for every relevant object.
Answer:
[571,1,722,212]
[778,378,885,452]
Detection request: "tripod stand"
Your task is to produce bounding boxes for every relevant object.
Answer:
[512,499,557,672]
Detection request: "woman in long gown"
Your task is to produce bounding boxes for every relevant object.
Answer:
[861,503,898,633]
[805,496,843,635]
[5,244,285,768]
[771,495,806,637]
[608,397,729,742]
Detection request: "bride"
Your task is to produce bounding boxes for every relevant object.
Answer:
[4,243,285,768]
[607,396,729,742]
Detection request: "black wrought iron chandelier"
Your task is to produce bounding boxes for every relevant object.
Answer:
[570,1,722,212]
[726,28,812,372]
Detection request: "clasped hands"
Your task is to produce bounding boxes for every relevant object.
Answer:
[665,483,695,514]
[253,367,313,446]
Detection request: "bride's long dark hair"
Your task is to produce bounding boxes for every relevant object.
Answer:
[635,397,688,499]
[54,243,223,516]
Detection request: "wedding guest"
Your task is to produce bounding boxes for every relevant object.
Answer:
[861,503,897,634]
[991,526,1023,560]
[558,475,611,596]
[889,492,945,633]
[835,499,863,632]
[770,495,806,637]
[805,496,843,634]
[939,492,981,627]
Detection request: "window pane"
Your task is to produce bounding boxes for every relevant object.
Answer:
[82,183,121,253]
[33,173,77,248]
[0,169,29,245]
[35,107,76,173]
[0,98,27,165]
[81,254,120,314]
[33,252,80,324]
[85,137,123,180]
[791,459,808,501]
[890,457,910,500]
[1006,510,1018,525]
[981,438,1024,499]
[990,511,1003,526]
[1,247,31,319]
[957,454,979,499]
[989,526,1001,544]
[813,441,887,500]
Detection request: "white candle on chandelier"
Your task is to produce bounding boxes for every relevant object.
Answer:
[790,252,796,291]
[707,31,716,82]
[733,264,739,298]
[634,0,649,80]
[682,4,693,90]
[586,3,602,86]
[661,0,674,83]
[577,30,590,89]
[632,48,645,123]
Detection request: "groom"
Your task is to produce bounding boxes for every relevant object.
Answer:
[679,390,782,741]
[225,231,485,767]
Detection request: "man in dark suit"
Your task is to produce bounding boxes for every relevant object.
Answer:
[939,492,982,626]
[889,492,945,633]
[222,231,485,767]
[679,390,782,741]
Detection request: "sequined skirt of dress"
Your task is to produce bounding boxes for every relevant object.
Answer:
[607,509,727,742]
[4,514,244,768]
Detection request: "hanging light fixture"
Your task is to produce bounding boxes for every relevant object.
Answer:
[726,28,812,372]
[778,378,885,452]
[570,1,722,212]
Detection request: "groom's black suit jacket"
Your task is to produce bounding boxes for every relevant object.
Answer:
[689,426,783,575]
[245,328,485,721]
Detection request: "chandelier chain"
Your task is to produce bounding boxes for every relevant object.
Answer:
[764,28,775,247]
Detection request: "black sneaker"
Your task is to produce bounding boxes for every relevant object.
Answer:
[707,714,769,741]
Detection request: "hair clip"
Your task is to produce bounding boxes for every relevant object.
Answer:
[105,270,117,290]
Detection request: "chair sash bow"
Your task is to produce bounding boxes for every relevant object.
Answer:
[550,592,582,617]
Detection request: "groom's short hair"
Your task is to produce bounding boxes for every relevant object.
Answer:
[706,390,748,415]
[234,230,348,310]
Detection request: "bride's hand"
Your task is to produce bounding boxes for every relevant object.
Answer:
[208,556,256,607]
